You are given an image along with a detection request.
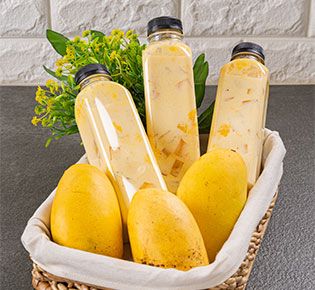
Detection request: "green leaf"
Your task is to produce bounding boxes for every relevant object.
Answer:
[194,53,205,75]
[45,137,53,148]
[198,101,215,134]
[43,65,68,82]
[194,53,209,108]
[88,57,99,63]
[195,62,208,107]
[46,29,69,56]
[90,30,105,39]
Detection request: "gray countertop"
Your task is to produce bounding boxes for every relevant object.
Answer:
[0,85,314,289]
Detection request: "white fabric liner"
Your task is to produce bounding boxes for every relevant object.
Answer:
[22,129,286,290]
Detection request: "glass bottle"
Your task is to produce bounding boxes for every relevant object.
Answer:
[143,16,200,193]
[207,42,270,188]
[74,64,167,227]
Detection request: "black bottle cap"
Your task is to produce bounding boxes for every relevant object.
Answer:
[231,42,265,61]
[147,16,183,36]
[75,64,110,85]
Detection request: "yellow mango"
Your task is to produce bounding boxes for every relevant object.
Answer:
[177,149,247,262]
[127,188,209,270]
[51,164,123,258]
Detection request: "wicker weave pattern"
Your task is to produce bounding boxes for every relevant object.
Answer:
[31,194,277,290]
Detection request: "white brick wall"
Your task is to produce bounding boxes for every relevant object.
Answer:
[0,0,314,85]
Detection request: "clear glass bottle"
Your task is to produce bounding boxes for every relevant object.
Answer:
[207,42,270,188]
[143,16,200,193]
[74,64,167,227]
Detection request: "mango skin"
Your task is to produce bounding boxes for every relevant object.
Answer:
[127,188,209,271]
[51,164,123,258]
[177,149,247,262]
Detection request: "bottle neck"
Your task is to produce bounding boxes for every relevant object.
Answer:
[148,29,183,43]
[79,74,111,90]
[231,52,265,65]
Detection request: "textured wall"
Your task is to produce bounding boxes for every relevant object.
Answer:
[0,0,314,85]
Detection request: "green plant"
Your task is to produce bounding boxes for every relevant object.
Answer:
[193,53,215,133]
[32,29,213,146]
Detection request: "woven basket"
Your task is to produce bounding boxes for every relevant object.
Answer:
[31,193,277,290]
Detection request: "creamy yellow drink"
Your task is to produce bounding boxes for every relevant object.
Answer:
[207,42,270,188]
[143,17,200,193]
[74,64,167,226]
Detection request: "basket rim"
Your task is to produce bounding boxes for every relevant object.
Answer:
[31,193,278,290]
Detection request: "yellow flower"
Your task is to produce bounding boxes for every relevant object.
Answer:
[46,99,54,112]
[66,46,75,57]
[82,30,91,37]
[46,79,56,87]
[35,86,46,103]
[126,30,134,39]
[46,79,59,93]
[64,50,74,62]
[110,51,117,61]
[56,68,63,77]
[31,116,40,126]
[55,58,65,67]
[111,29,124,38]
[79,39,87,46]
[73,36,80,43]
[35,86,44,97]
[128,32,139,41]
[66,47,73,54]
[93,43,102,53]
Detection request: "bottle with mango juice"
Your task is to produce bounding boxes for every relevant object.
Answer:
[143,16,200,193]
[207,42,270,188]
[74,64,167,227]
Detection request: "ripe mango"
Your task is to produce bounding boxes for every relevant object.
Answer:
[51,164,123,258]
[127,188,209,270]
[177,149,247,262]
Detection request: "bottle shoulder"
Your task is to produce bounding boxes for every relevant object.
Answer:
[220,58,269,78]
[143,40,192,58]
[77,80,132,98]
